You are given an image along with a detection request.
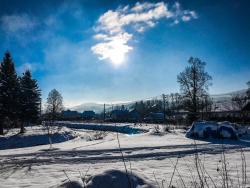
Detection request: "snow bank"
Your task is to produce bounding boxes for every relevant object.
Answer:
[0,126,76,150]
[186,121,238,140]
[85,170,155,188]
[148,125,171,136]
[56,170,154,188]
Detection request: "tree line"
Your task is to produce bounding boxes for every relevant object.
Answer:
[128,57,249,123]
[124,57,213,122]
[0,51,41,135]
[1,52,249,132]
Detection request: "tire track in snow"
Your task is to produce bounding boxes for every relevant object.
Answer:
[1,143,248,167]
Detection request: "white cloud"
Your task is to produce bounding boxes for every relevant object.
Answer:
[0,1,84,45]
[93,33,109,40]
[91,32,133,66]
[0,14,37,33]
[0,13,40,46]
[131,2,155,12]
[91,1,197,65]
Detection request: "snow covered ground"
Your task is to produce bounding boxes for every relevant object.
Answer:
[1,123,250,187]
[0,126,77,150]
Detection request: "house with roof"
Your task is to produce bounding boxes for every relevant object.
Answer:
[62,110,81,118]
[110,109,129,121]
[144,112,164,123]
[128,109,141,122]
[82,110,96,120]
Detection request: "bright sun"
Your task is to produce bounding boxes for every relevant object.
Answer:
[91,33,132,67]
[109,48,125,66]
[107,37,130,66]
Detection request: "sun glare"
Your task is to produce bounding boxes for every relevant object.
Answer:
[106,36,131,67]
[92,33,132,67]
[109,48,125,66]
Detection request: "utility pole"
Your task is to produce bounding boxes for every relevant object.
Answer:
[162,94,166,122]
[103,103,106,122]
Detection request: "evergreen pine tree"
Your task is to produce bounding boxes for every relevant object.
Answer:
[0,51,20,135]
[19,70,41,133]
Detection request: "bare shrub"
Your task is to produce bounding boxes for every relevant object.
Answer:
[92,131,107,140]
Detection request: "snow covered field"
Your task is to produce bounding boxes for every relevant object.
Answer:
[1,123,250,187]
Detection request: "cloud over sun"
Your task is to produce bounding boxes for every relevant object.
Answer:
[91,2,197,66]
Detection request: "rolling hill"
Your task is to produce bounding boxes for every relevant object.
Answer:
[70,89,248,113]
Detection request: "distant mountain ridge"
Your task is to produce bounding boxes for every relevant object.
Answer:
[211,89,247,100]
[70,89,248,113]
[70,103,109,113]
[70,102,132,113]
[210,89,248,111]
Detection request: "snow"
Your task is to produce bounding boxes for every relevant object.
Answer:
[0,126,77,150]
[84,169,154,188]
[186,121,238,139]
[0,123,250,187]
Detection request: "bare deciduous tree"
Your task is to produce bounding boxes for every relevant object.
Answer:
[177,57,212,114]
[246,81,250,99]
[232,94,247,111]
[46,89,64,121]
[45,89,63,148]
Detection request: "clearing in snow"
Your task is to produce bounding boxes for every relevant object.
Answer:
[0,123,250,187]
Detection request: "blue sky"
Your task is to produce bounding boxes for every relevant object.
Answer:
[0,0,250,107]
